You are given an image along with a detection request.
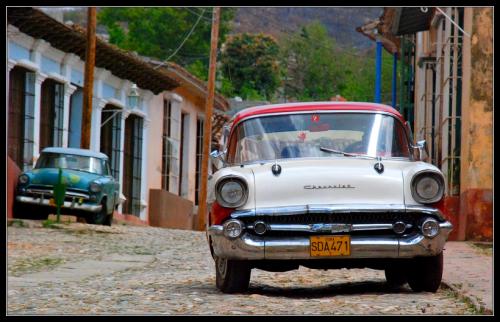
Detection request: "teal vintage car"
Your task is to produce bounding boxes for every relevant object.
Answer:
[15,147,120,225]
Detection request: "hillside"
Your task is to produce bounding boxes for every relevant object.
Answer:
[39,7,381,51]
[232,7,383,49]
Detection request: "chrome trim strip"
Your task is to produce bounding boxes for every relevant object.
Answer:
[351,223,394,231]
[260,223,400,233]
[208,220,453,260]
[16,195,102,212]
[231,204,444,219]
[26,189,90,199]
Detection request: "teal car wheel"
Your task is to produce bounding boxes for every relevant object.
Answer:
[103,210,113,226]
[86,202,108,225]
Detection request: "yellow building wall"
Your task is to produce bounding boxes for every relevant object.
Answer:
[459,7,493,241]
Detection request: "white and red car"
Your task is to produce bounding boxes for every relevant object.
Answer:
[207,102,452,293]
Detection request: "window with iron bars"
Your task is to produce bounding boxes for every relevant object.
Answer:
[123,114,143,217]
[161,100,180,192]
[161,100,172,191]
[8,67,35,171]
[100,105,122,180]
[40,79,64,151]
[195,117,204,205]
[431,7,463,196]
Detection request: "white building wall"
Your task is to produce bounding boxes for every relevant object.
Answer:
[7,24,159,221]
[146,94,165,193]
[179,98,202,203]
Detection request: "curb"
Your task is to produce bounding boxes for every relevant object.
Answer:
[440,281,492,315]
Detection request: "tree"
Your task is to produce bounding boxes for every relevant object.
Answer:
[220,33,281,100]
[281,21,344,101]
[97,7,235,80]
[281,21,396,103]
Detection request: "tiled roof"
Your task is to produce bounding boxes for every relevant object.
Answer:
[7,7,179,94]
[142,58,230,112]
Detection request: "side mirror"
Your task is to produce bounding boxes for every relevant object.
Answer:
[413,140,429,162]
[210,149,227,170]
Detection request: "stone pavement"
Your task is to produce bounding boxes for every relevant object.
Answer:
[6,221,491,315]
[442,241,493,314]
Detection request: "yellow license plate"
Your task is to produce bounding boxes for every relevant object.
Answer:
[49,198,56,206]
[310,235,351,257]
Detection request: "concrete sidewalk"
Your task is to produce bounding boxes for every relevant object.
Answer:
[442,241,493,314]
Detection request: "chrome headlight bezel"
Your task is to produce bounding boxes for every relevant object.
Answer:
[411,171,445,204]
[89,182,102,193]
[18,174,30,185]
[215,176,248,208]
[421,217,440,238]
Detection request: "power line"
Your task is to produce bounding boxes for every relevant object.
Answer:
[184,7,212,22]
[154,8,206,69]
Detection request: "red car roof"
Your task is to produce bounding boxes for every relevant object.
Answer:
[231,102,405,127]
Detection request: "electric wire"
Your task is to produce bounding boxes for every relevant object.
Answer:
[153,8,207,70]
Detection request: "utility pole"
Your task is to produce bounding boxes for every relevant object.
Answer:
[81,7,97,149]
[197,7,221,231]
[374,40,382,103]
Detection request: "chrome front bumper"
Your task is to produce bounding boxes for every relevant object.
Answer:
[16,195,102,213]
[208,221,453,260]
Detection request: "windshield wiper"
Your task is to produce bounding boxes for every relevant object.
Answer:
[319,146,379,160]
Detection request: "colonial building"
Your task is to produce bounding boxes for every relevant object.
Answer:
[7,7,230,228]
[357,7,493,241]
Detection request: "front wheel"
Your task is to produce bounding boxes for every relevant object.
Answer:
[407,252,443,293]
[215,256,251,293]
[86,203,108,225]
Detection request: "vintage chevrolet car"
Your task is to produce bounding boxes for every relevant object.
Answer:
[15,147,119,225]
[207,102,453,293]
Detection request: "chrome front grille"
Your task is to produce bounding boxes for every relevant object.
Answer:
[240,212,421,226]
[239,212,434,237]
[25,186,90,200]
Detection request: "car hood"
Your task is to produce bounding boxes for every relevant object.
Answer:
[28,168,102,190]
[249,158,406,208]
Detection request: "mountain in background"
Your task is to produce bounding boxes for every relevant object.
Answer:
[232,7,383,50]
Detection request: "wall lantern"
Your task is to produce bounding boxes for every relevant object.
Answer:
[128,83,139,108]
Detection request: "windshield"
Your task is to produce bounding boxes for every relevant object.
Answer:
[35,153,107,175]
[227,113,410,164]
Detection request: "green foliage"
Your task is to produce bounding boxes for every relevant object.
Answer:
[281,21,341,101]
[9,219,26,228]
[281,21,396,103]
[185,60,209,81]
[42,219,58,228]
[98,7,235,77]
[219,77,235,98]
[220,33,281,100]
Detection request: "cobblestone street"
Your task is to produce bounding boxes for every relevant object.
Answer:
[7,222,479,315]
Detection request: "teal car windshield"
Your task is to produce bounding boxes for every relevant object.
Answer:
[35,153,106,175]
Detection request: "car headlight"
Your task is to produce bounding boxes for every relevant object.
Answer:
[411,171,444,204]
[89,182,101,193]
[216,177,248,208]
[18,174,29,185]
